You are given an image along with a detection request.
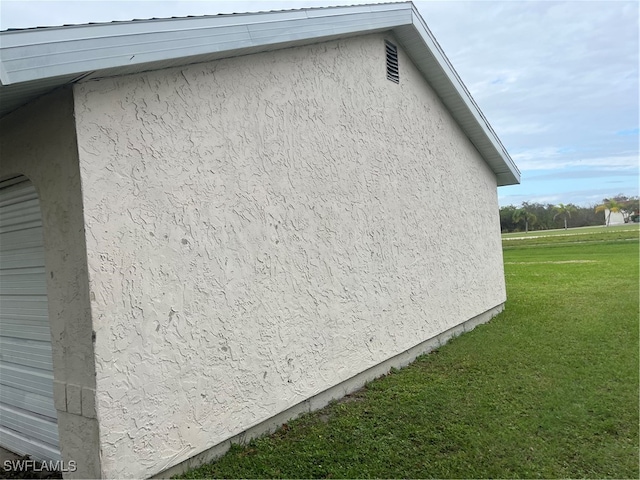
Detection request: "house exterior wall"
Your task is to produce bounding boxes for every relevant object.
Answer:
[0,88,101,478]
[604,209,625,225]
[73,33,506,478]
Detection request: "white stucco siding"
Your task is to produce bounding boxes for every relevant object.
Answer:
[73,33,505,478]
[0,88,101,478]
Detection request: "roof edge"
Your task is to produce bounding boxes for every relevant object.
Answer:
[407,4,520,185]
[0,2,414,85]
[0,1,520,185]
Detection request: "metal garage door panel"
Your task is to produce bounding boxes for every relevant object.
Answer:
[0,177,60,461]
[0,268,50,343]
[0,295,51,342]
[0,226,46,250]
[0,295,48,320]
[0,266,48,296]
[0,383,57,418]
[0,320,52,342]
[0,427,61,463]
[0,181,40,206]
[0,336,54,370]
[0,246,46,269]
[0,191,42,229]
[0,404,59,445]
[0,207,42,235]
[0,361,54,398]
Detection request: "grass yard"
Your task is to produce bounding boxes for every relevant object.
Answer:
[502,223,640,245]
[179,230,639,479]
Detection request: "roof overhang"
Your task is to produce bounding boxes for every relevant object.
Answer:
[0,1,520,185]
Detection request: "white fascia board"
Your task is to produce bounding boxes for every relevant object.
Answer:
[0,4,413,85]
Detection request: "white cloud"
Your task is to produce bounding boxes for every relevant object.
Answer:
[495,122,550,135]
[512,148,639,172]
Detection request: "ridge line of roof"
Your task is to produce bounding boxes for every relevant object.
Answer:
[0,1,410,33]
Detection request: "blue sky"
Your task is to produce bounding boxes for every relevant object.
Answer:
[2,0,638,207]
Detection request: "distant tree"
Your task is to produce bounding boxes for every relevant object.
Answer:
[499,195,638,233]
[571,204,602,227]
[627,196,640,215]
[512,207,537,233]
[624,196,640,223]
[499,205,519,233]
[553,203,577,230]
[595,199,625,226]
[612,195,640,223]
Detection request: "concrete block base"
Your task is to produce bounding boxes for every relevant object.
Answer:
[153,303,504,479]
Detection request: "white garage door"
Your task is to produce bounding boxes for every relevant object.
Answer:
[0,176,60,462]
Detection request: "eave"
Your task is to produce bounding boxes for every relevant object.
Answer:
[0,2,520,185]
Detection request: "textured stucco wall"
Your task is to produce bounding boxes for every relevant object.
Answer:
[0,88,101,478]
[73,33,506,478]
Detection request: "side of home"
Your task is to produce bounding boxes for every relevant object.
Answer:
[72,32,507,477]
[0,3,519,478]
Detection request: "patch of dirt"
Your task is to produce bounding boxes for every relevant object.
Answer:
[336,391,367,404]
[318,413,331,423]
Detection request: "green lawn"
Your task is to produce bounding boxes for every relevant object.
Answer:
[502,223,639,239]
[179,232,639,479]
[502,224,639,247]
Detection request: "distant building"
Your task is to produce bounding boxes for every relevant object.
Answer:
[605,209,626,225]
